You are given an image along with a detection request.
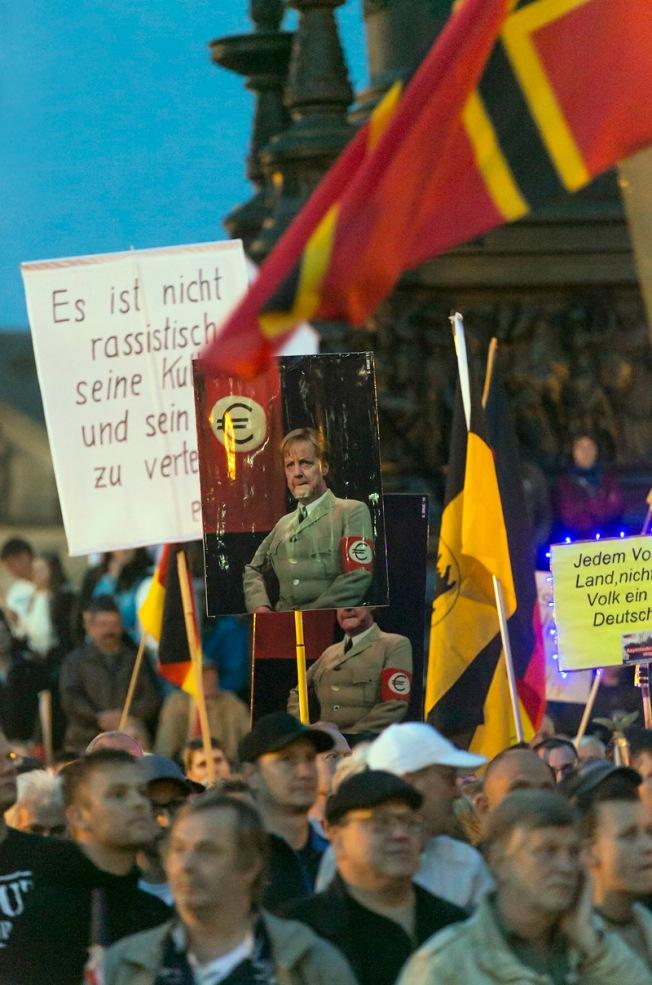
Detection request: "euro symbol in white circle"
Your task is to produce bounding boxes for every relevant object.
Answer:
[209,396,267,453]
[348,540,373,565]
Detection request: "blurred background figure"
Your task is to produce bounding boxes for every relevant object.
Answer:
[86,730,144,757]
[183,737,232,786]
[79,548,153,644]
[0,611,47,746]
[60,596,161,752]
[0,537,34,625]
[553,433,624,539]
[308,722,351,830]
[5,769,67,837]
[533,736,579,783]
[16,552,77,659]
[155,661,249,764]
[577,734,607,764]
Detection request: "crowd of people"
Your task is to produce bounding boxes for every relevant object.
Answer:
[0,439,648,985]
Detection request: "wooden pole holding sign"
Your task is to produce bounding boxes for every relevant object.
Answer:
[176,549,216,786]
[451,316,524,744]
[119,636,148,732]
[574,670,602,746]
[294,611,310,725]
[38,690,54,768]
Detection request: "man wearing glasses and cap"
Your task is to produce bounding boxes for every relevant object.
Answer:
[284,770,466,985]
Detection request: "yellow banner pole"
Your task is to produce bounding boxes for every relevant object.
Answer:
[176,549,216,786]
[294,610,309,724]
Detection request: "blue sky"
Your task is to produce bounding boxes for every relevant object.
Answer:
[1,2,366,328]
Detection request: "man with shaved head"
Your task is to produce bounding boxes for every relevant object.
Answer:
[481,746,555,813]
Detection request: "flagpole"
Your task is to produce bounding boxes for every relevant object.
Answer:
[176,549,216,786]
[450,313,524,744]
[38,690,53,768]
[574,670,602,746]
[481,337,498,410]
[118,635,148,732]
[492,575,524,743]
[294,611,310,725]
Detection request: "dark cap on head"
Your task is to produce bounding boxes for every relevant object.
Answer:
[238,712,334,763]
[559,759,641,808]
[139,754,193,793]
[325,770,423,825]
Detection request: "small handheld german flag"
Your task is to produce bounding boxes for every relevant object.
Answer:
[139,545,200,701]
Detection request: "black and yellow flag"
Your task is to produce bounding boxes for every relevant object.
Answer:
[426,346,527,759]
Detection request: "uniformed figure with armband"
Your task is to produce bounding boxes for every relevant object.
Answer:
[288,608,413,737]
[243,428,375,612]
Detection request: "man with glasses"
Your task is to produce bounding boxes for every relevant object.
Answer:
[137,755,195,906]
[284,770,466,985]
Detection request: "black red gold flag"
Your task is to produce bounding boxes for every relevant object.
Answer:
[199,0,652,378]
[426,341,538,758]
[139,545,199,699]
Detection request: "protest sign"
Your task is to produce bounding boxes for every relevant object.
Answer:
[551,535,652,671]
[535,571,592,703]
[194,352,388,616]
[22,242,247,555]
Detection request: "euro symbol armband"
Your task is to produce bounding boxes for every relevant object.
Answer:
[340,536,374,572]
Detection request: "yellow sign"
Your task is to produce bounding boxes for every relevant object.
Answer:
[551,536,652,671]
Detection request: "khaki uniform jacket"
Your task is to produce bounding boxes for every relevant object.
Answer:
[287,623,412,733]
[243,489,374,612]
[154,687,250,762]
[103,913,358,985]
[396,896,652,985]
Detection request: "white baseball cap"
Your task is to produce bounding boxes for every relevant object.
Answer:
[367,723,486,774]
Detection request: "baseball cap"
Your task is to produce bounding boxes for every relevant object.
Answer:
[367,722,486,774]
[559,759,641,807]
[238,711,334,763]
[139,754,193,793]
[325,770,423,825]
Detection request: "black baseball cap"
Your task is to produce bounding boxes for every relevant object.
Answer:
[238,712,334,763]
[559,759,641,807]
[139,754,193,793]
[325,770,423,825]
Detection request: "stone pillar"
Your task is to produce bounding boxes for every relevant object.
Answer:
[251,0,354,263]
[210,1,293,256]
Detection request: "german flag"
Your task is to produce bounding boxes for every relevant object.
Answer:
[484,358,546,740]
[200,0,652,378]
[426,338,533,758]
[139,545,199,700]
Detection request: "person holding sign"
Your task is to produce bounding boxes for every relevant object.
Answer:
[243,428,374,612]
[287,608,412,738]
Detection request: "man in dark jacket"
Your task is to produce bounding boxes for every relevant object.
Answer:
[284,770,466,985]
[59,597,161,751]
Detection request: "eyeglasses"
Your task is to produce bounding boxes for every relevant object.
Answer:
[342,810,424,836]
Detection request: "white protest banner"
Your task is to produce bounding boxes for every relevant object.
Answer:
[22,241,247,555]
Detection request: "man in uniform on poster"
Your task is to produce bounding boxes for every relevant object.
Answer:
[287,607,413,740]
[243,427,375,612]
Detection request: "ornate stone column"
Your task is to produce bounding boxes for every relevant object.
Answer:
[251,0,354,262]
[210,1,293,256]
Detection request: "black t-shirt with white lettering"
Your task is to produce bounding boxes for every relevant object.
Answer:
[0,827,135,984]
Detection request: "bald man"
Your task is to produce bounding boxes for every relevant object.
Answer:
[480,747,555,813]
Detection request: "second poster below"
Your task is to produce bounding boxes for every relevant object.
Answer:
[194,352,388,616]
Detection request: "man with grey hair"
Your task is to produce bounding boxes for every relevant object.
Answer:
[243,427,374,612]
[5,769,67,837]
[397,789,652,985]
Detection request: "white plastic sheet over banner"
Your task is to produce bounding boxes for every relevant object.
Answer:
[22,241,248,555]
